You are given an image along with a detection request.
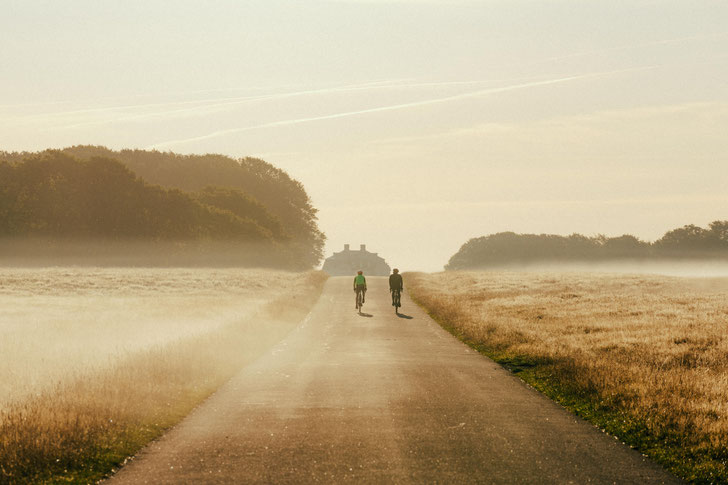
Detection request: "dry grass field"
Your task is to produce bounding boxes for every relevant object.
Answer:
[0,268,328,484]
[406,271,728,484]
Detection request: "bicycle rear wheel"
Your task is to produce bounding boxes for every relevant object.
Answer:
[393,290,401,311]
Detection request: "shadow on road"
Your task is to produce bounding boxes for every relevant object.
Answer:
[358,312,373,318]
[396,312,413,319]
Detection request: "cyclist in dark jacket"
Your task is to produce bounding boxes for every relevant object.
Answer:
[389,268,403,308]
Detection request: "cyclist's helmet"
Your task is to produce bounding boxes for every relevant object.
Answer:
[357,270,363,275]
[393,268,399,273]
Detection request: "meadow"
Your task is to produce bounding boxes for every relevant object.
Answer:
[0,267,327,484]
[406,271,728,484]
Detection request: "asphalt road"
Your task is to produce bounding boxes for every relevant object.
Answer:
[108,276,681,484]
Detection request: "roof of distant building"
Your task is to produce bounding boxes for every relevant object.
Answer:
[322,244,391,276]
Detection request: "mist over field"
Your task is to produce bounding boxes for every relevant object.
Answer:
[463,260,728,279]
[0,267,301,409]
[0,239,293,268]
[0,267,328,483]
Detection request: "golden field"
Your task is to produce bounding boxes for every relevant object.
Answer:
[0,268,327,484]
[406,271,728,484]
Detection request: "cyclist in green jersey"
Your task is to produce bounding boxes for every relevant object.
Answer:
[353,270,367,308]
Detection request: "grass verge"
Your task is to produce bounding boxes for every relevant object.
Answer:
[406,271,728,485]
[0,271,328,485]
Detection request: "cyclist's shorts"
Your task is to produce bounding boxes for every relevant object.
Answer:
[355,284,367,291]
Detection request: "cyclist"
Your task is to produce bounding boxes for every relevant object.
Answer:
[389,268,403,308]
[353,270,367,309]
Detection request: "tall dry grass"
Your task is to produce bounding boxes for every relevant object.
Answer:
[0,268,327,484]
[406,271,728,484]
[0,267,297,408]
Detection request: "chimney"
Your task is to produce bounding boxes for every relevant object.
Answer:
[360,244,366,251]
[344,244,350,251]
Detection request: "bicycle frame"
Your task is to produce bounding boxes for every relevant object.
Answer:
[391,289,401,310]
[355,287,365,311]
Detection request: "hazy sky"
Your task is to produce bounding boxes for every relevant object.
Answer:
[2,0,727,271]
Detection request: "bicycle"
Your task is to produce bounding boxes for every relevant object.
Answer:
[391,288,401,313]
[355,287,365,312]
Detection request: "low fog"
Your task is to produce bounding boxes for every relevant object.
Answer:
[0,239,300,269]
[486,259,728,278]
[0,267,304,410]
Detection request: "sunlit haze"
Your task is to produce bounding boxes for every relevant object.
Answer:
[2,0,727,271]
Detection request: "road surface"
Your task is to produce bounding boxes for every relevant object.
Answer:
[108,276,681,484]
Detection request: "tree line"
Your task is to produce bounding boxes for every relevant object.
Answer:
[0,148,325,268]
[445,221,728,270]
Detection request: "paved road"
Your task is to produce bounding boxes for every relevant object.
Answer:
[108,276,681,484]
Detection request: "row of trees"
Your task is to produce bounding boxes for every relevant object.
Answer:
[445,222,728,270]
[60,145,325,265]
[0,148,325,268]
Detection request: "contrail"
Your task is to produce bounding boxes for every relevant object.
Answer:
[1,80,408,126]
[147,66,658,150]
[0,79,412,113]
[55,79,504,130]
[16,78,475,128]
[10,32,725,122]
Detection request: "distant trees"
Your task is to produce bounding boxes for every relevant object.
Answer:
[193,186,287,241]
[0,148,326,268]
[445,223,728,270]
[653,222,728,253]
[0,152,268,240]
[37,145,325,265]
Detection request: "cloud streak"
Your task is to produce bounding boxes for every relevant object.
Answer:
[0,80,404,126]
[16,31,717,128]
[147,66,658,149]
[28,78,514,131]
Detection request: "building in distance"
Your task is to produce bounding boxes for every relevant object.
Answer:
[322,244,391,276]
